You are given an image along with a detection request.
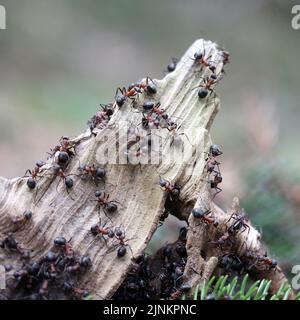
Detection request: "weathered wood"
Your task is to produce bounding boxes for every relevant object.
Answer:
[0,39,292,299]
[0,39,224,299]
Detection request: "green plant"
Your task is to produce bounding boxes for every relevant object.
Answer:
[191,274,299,300]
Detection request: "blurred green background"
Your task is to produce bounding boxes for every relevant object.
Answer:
[0,0,299,275]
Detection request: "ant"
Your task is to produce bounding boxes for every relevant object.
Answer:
[49,136,76,164]
[192,207,219,227]
[115,77,157,107]
[92,190,120,219]
[159,177,181,201]
[77,163,106,184]
[88,103,114,132]
[11,210,32,230]
[170,283,190,300]
[164,58,178,74]
[131,77,157,96]
[210,171,223,199]
[244,251,277,271]
[53,236,75,258]
[0,233,24,254]
[52,164,74,190]
[193,45,216,71]
[211,231,233,251]
[141,113,161,130]
[205,144,222,174]
[114,227,134,258]
[193,74,218,99]
[90,218,115,244]
[221,50,230,65]
[226,210,250,235]
[218,253,246,275]
[23,160,46,189]
[64,256,92,274]
[62,281,91,300]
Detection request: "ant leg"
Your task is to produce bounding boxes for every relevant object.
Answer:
[212,187,222,200]
[23,169,32,177]
[102,208,113,224]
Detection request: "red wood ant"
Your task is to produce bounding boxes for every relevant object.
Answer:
[52,164,74,190]
[49,136,76,165]
[159,177,181,201]
[0,233,24,254]
[221,50,230,65]
[114,227,134,258]
[23,160,46,189]
[193,74,218,99]
[244,251,277,271]
[211,231,233,251]
[11,210,32,230]
[164,57,178,74]
[210,171,223,199]
[92,190,120,219]
[141,112,161,129]
[53,236,75,258]
[88,103,114,133]
[205,144,222,174]
[193,45,216,71]
[170,284,191,300]
[77,163,106,184]
[65,256,92,274]
[192,207,219,227]
[115,77,157,107]
[226,210,250,235]
[90,218,115,245]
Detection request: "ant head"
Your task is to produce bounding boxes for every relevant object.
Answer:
[65,177,74,189]
[209,65,216,73]
[80,256,92,268]
[271,259,278,268]
[108,229,115,238]
[194,50,203,60]
[90,224,99,235]
[79,163,86,171]
[143,101,154,111]
[167,61,176,72]
[192,207,206,218]
[95,190,103,198]
[146,83,157,95]
[210,73,217,81]
[159,178,167,187]
[106,202,118,213]
[210,144,223,156]
[58,151,70,165]
[105,107,114,116]
[115,227,123,238]
[52,164,61,173]
[45,251,58,263]
[171,188,180,198]
[36,160,45,168]
[54,236,67,247]
[116,95,126,107]
[23,210,33,220]
[27,177,36,189]
[96,167,106,179]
